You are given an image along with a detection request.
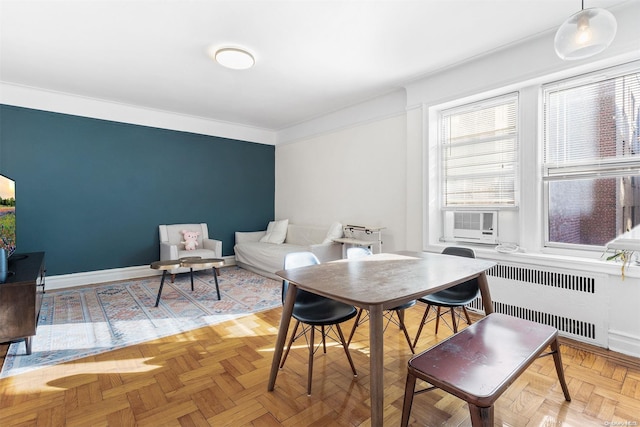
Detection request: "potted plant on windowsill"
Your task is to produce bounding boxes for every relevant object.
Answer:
[603,248,635,279]
[603,226,640,280]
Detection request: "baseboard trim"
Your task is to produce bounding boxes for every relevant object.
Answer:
[607,329,640,359]
[46,256,237,291]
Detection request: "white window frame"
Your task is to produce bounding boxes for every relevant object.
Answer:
[542,62,640,251]
[428,60,640,261]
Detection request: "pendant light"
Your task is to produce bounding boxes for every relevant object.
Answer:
[554,0,617,60]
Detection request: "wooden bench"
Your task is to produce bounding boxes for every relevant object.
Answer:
[401,313,571,427]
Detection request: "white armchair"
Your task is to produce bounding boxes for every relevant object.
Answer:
[159,223,223,282]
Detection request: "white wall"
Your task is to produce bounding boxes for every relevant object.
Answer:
[275,113,407,252]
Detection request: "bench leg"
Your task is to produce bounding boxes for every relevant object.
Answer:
[551,338,572,401]
[401,372,417,427]
[468,403,493,427]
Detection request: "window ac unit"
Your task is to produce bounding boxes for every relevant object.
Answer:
[451,211,498,244]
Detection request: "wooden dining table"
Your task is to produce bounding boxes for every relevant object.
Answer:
[269,250,496,427]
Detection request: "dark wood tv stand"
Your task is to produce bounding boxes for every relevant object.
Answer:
[0,252,46,355]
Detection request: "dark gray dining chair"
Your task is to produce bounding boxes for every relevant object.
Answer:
[279,251,358,395]
[413,246,479,348]
[345,247,416,353]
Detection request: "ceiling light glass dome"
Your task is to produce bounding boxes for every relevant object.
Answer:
[554,7,617,60]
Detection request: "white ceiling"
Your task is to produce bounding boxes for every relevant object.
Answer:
[0,0,631,131]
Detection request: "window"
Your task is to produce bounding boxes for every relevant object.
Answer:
[440,93,518,208]
[543,65,640,248]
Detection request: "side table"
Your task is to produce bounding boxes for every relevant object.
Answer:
[151,258,225,307]
[181,257,225,301]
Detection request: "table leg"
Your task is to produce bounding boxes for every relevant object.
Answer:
[189,268,194,291]
[212,267,221,300]
[154,270,167,307]
[369,304,384,427]
[478,272,494,314]
[268,283,297,391]
[25,336,32,355]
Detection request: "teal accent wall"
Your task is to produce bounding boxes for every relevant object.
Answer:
[0,105,275,275]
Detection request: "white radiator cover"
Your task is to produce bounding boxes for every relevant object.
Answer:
[469,262,608,347]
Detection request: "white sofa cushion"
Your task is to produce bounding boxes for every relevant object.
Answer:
[260,219,289,244]
[235,242,307,277]
[322,221,343,244]
[285,224,327,246]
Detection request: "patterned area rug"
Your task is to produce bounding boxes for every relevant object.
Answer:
[1,266,281,378]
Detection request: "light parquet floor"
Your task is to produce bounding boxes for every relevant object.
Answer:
[1,303,639,426]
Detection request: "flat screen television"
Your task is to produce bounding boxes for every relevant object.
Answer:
[0,174,16,259]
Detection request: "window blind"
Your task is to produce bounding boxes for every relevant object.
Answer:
[544,69,640,178]
[441,93,518,207]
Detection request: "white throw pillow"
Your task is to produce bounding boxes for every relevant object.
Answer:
[322,221,343,244]
[260,219,289,244]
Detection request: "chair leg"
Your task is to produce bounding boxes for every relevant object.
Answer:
[335,323,357,377]
[321,325,327,353]
[413,304,432,348]
[396,309,415,354]
[468,403,493,427]
[347,308,364,345]
[450,307,458,333]
[171,274,176,283]
[400,371,417,427]
[307,325,315,396]
[462,306,472,325]
[280,320,300,369]
[397,308,405,329]
[550,339,572,401]
[434,306,442,334]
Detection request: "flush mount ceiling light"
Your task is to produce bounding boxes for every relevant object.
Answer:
[214,47,255,70]
[554,0,617,60]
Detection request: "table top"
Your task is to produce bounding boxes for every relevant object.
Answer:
[276,251,495,310]
[150,260,182,270]
[180,258,224,268]
[151,258,225,270]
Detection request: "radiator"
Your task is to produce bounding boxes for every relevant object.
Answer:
[469,262,608,347]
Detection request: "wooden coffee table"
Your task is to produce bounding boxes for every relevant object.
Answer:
[151,257,224,307]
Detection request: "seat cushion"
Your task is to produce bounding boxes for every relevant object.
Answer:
[235,242,308,274]
[293,298,357,325]
[176,248,218,260]
[420,287,478,307]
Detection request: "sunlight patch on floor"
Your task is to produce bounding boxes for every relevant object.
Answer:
[1,358,160,393]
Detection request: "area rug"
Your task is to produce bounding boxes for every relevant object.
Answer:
[0,266,281,378]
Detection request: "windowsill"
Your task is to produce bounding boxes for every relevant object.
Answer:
[425,242,639,279]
